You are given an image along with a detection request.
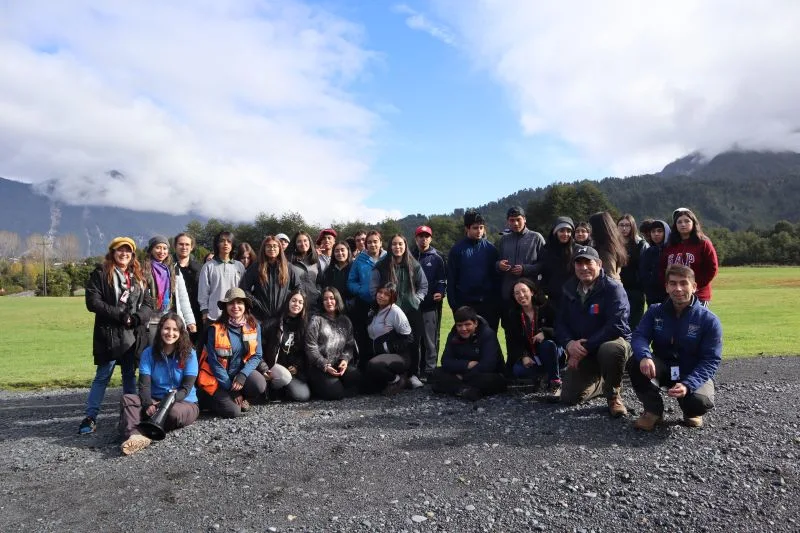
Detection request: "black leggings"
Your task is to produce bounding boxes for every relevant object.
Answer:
[365,353,410,391]
[307,366,362,400]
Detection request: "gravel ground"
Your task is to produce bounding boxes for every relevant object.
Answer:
[0,356,798,533]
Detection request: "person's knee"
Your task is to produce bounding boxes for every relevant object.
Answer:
[120,393,140,408]
[682,392,714,416]
[289,383,311,402]
[269,365,293,389]
[597,341,628,369]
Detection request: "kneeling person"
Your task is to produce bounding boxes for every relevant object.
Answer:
[629,264,722,430]
[431,306,506,401]
[556,246,632,416]
[119,313,200,455]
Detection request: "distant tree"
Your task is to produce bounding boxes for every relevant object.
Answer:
[0,231,20,258]
[35,266,71,296]
[63,260,95,295]
[54,234,81,263]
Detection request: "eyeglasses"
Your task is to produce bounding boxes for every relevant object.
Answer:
[264,245,280,250]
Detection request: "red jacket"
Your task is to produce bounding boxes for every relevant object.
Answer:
[659,238,719,301]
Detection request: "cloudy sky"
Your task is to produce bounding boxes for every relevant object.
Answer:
[2,0,799,223]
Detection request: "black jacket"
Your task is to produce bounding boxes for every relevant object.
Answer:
[504,297,557,361]
[175,256,202,322]
[261,314,307,371]
[85,266,154,365]
[321,262,353,311]
[239,263,299,325]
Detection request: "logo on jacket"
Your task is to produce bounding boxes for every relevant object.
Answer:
[654,318,663,330]
[687,324,700,338]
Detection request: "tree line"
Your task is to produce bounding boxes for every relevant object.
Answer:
[1,183,799,296]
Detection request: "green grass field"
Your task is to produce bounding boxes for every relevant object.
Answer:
[1,266,798,389]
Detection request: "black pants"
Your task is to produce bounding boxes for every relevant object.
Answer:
[349,300,371,370]
[307,365,362,400]
[627,357,715,417]
[626,288,646,331]
[198,371,267,419]
[365,353,410,392]
[430,368,507,399]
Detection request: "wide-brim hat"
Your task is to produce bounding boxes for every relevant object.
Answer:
[217,287,252,310]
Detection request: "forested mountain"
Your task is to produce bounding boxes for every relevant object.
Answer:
[397,150,800,235]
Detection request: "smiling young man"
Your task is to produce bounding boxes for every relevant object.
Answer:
[628,264,722,430]
[555,246,632,417]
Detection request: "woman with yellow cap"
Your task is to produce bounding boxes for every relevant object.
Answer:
[79,237,154,435]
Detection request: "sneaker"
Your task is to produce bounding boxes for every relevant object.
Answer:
[455,386,481,402]
[78,416,96,435]
[633,411,663,431]
[684,415,704,428]
[120,434,152,456]
[607,396,628,418]
[408,375,424,389]
[545,381,562,403]
[383,375,408,396]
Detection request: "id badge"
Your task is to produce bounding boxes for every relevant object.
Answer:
[119,290,130,304]
[670,366,680,381]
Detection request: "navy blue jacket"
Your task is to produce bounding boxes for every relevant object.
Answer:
[413,246,447,311]
[632,296,722,393]
[639,220,671,306]
[447,237,499,310]
[555,270,631,354]
[440,317,504,374]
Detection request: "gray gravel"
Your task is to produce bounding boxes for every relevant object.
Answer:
[0,356,798,532]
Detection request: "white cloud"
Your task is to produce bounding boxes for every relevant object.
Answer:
[0,0,399,223]
[393,4,456,46]
[435,0,800,174]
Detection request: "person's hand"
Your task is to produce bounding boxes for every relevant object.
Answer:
[338,360,348,373]
[432,292,443,302]
[187,323,197,333]
[231,380,244,392]
[499,259,511,272]
[467,361,479,370]
[566,340,588,370]
[640,358,657,380]
[521,356,534,368]
[668,382,688,398]
[263,369,273,381]
[146,402,159,417]
[511,264,524,276]
[233,394,244,406]
[325,365,341,376]
[532,332,545,344]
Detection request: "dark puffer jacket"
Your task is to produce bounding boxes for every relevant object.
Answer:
[239,262,299,324]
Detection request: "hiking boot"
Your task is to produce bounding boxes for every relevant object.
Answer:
[684,415,704,428]
[120,434,152,456]
[455,386,482,402]
[78,416,96,435]
[382,375,408,396]
[545,380,562,403]
[607,396,628,418]
[408,375,424,389]
[633,411,663,431]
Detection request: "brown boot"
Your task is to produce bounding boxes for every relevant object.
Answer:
[684,415,704,428]
[633,411,662,431]
[607,396,628,418]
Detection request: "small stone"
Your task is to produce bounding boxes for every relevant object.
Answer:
[287,515,296,521]
[411,515,428,523]
[361,520,372,527]
[584,491,598,498]
[667,490,680,498]
[465,505,476,511]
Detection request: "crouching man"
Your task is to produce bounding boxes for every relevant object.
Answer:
[628,264,722,430]
[556,246,632,416]
[430,306,507,401]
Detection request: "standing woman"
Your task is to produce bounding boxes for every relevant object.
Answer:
[588,212,628,282]
[640,220,671,307]
[531,217,575,312]
[305,287,361,400]
[196,288,266,418]
[143,235,196,343]
[574,222,593,247]
[617,214,649,329]
[321,241,354,312]
[239,235,299,327]
[237,243,256,270]
[659,208,719,305]
[370,234,428,388]
[173,233,203,345]
[118,312,200,455]
[287,231,322,312]
[347,230,386,361]
[80,237,153,435]
[258,289,311,402]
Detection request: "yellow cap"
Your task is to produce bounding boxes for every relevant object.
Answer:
[108,237,137,253]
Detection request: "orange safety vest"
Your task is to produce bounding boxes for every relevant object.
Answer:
[197,322,258,396]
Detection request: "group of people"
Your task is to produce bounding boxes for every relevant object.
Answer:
[78,205,723,456]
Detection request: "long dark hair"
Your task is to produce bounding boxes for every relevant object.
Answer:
[257,235,289,287]
[378,234,418,295]
[287,230,319,266]
[669,208,706,245]
[281,288,307,340]
[151,312,194,367]
[510,277,547,310]
[332,240,353,267]
[588,212,628,268]
[616,213,639,243]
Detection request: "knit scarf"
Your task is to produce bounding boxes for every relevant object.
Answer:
[228,316,247,329]
[151,261,171,313]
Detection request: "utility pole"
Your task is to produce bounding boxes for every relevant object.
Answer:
[38,237,49,296]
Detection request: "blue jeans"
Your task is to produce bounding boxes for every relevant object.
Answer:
[511,340,565,383]
[85,359,137,419]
